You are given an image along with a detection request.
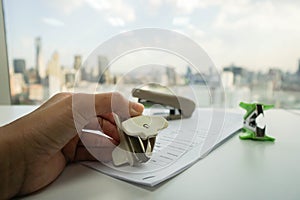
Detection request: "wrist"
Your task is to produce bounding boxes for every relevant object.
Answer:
[0,125,26,199]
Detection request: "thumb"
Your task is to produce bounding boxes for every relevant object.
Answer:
[72,92,144,132]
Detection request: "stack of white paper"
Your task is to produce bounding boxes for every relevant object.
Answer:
[82,108,243,186]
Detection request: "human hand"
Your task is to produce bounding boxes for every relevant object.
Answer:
[0,92,144,199]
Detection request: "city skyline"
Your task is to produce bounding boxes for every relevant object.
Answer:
[4,0,300,73]
[7,35,300,76]
[8,32,300,108]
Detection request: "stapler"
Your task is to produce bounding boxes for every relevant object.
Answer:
[112,114,168,166]
[239,102,275,141]
[132,88,196,120]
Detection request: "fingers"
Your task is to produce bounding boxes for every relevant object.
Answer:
[98,113,115,125]
[79,130,118,146]
[62,131,118,163]
[83,117,102,131]
[76,131,118,162]
[74,146,114,162]
[30,92,142,160]
[72,92,144,131]
[95,92,144,119]
[100,119,119,141]
[74,146,97,161]
[62,136,80,163]
[83,117,120,142]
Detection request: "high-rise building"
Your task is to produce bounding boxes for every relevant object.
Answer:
[13,59,26,74]
[35,37,46,83]
[166,66,176,85]
[47,51,62,96]
[35,37,41,82]
[74,55,82,70]
[185,66,192,84]
[223,64,248,85]
[297,59,300,76]
[73,55,82,82]
[13,59,29,84]
[98,55,110,84]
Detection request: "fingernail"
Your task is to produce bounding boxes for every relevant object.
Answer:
[131,102,144,114]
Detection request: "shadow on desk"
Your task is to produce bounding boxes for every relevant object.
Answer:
[21,163,171,199]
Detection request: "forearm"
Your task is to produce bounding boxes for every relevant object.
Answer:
[0,125,26,199]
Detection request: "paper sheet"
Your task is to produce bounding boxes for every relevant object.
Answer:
[82,108,243,186]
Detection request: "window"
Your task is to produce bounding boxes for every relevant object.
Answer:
[2,0,300,109]
[0,0,10,104]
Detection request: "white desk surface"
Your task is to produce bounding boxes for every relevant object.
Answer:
[1,106,299,200]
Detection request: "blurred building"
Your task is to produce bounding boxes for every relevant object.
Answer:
[73,55,82,83]
[166,66,176,85]
[98,55,111,84]
[185,66,193,84]
[47,51,62,96]
[13,59,25,73]
[13,59,28,83]
[28,84,44,102]
[74,55,82,70]
[35,37,41,83]
[223,64,249,86]
[297,59,300,77]
[268,68,282,90]
[64,71,76,88]
[10,74,23,96]
[221,71,234,89]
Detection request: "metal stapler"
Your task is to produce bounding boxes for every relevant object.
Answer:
[132,88,196,120]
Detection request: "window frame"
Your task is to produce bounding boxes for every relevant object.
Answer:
[0,0,11,105]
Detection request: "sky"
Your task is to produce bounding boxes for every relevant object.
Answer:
[3,0,300,73]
